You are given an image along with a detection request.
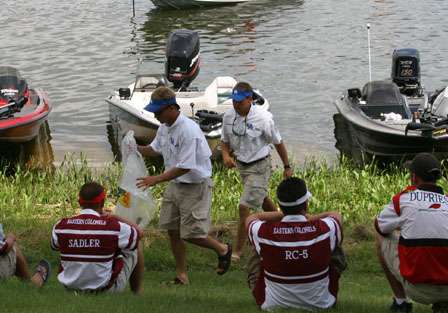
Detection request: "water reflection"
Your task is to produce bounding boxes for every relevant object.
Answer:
[0,122,54,172]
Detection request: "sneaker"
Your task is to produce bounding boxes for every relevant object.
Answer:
[390,299,413,313]
[433,302,448,313]
[34,259,51,285]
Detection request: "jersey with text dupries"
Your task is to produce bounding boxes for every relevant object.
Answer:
[376,184,448,284]
[248,215,342,311]
[51,209,139,290]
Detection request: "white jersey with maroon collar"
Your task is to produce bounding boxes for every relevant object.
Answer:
[376,184,448,284]
[248,214,342,311]
[51,209,139,290]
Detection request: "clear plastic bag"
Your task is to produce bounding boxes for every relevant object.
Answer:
[115,131,156,228]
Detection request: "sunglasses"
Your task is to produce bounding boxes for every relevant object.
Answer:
[232,116,247,137]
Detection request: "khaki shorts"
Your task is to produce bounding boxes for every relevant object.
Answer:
[381,233,448,304]
[108,249,138,293]
[237,156,272,210]
[159,179,212,239]
[0,246,16,281]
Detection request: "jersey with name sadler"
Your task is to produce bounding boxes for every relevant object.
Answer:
[221,105,282,163]
[51,209,139,290]
[376,184,448,285]
[248,215,342,311]
[150,113,212,184]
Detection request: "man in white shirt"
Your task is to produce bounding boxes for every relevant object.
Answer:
[375,153,448,313]
[221,81,293,260]
[137,86,231,285]
[246,177,344,311]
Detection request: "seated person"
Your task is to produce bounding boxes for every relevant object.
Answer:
[246,177,345,311]
[375,153,448,313]
[0,226,50,287]
[51,182,144,294]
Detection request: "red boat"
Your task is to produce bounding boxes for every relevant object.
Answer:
[0,66,51,142]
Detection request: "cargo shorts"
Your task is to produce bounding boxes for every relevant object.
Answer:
[159,179,212,239]
[237,156,272,210]
[0,246,16,281]
[381,233,448,304]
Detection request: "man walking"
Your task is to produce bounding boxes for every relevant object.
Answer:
[221,81,293,260]
[375,153,448,313]
[137,86,231,285]
[246,177,344,311]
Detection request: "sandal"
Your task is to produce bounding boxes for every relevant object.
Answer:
[35,259,51,284]
[163,277,188,286]
[217,244,232,275]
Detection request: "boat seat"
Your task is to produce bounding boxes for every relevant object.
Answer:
[359,80,411,119]
[203,76,237,108]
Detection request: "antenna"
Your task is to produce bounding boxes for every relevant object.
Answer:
[367,23,372,82]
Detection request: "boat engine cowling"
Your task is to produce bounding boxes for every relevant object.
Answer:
[165,29,200,90]
[391,48,421,96]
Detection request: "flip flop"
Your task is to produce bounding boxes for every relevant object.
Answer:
[163,277,188,286]
[217,244,232,275]
[35,259,51,284]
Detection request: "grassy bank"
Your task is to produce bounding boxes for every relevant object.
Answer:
[0,157,442,312]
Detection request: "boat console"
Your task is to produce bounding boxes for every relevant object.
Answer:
[359,81,411,120]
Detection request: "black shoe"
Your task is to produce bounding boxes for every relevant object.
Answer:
[390,299,413,313]
[432,302,448,313]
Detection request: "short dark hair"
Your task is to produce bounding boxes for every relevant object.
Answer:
[233,81,253,93]
[79,182,104,208]
[407,153,442,183]
[276,177,308,215]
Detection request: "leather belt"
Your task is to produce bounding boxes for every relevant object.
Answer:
[237,155,269,166]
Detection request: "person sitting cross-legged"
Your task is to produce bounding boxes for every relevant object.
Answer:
[375,152,448,313]
[246,177,345,311]
[51,182,144,294]
[0,226,50,287]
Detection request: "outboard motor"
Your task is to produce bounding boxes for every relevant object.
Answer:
[165,29,200,91]
[391,48,422,96]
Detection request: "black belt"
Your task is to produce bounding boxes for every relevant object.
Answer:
[237,155,269,166]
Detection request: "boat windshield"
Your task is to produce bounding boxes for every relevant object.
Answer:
[432,88,448,117]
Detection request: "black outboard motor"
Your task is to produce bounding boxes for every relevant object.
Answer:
[391,48,422,96]
[165,29,200,91]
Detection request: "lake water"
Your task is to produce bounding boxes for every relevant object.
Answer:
[2,0,448,166]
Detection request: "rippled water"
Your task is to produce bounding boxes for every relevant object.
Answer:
[2,0,448,166]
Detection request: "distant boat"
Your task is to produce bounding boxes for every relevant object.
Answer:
[151,0,250,9]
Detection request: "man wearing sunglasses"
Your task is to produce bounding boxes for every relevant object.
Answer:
[137,86,232,285]
[221,82,293,261]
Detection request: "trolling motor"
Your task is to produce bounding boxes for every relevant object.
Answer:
[165,29,200,91]
[391,48,423,97]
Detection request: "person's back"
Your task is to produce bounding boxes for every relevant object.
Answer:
[377,184,448,285]
[51,182,142,294]
[250,216,341,310]
[52,210,137,290]
[247,177,343,311]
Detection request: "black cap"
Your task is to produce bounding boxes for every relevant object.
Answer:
[406,153,442,182]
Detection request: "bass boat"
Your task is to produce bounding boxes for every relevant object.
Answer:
[334,48,448,164]
[150,0,250,9]
[106,29,269,159]
[0,66,51,143]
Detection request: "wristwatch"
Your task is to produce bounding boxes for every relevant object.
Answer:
[284,164,291,169]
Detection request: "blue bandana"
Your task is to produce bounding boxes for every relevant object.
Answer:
[232,89,253,102]
[144,97,177,113]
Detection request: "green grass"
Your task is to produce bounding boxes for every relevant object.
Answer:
[0,157,444,312]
